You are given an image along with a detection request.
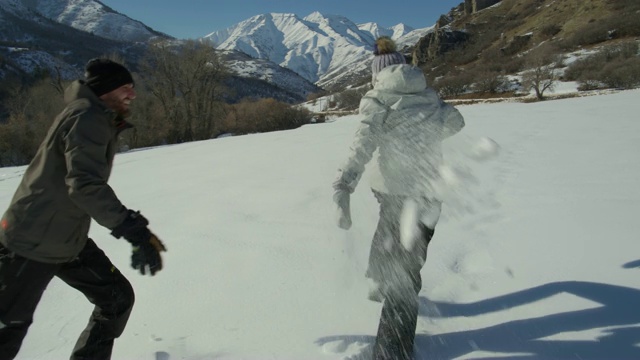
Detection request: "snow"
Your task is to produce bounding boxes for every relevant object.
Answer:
[547,81,580,95]
[1,89,640,359]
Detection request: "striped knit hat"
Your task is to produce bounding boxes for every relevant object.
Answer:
[371,36,406,84]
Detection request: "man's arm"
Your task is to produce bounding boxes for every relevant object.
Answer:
[63,111,128,228]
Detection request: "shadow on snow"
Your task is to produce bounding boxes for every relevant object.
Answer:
[317,279,640,359]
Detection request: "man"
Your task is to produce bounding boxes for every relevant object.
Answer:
[333,37,464,359]
[0,58,167,359]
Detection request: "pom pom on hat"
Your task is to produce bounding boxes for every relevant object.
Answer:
[375,36,397,55]
[84,58,134,97]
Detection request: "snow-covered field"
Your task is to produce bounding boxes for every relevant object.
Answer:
[1,89,639,359]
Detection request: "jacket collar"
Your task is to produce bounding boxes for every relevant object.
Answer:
[64,80,134,131]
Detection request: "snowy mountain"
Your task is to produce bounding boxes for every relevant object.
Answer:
[0,0,152,79]
[0,0,315,103]
[358,22,416,43]
[0,1,436,98]
[6,0,168,42]
[203,12,435,90]
[221,49,322,103]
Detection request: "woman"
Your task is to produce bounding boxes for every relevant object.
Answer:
[333,36,465,360]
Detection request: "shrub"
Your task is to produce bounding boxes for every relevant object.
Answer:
[577,80,605,91]
[502,57,526,73]
[306,91,327,102]
[334,87,369,110]
[599,57,640,89]
[613,12,640,38]
[562,11,640,50]
[541,24,562,38]
[565,41,640,89]
[223,98,312,135]
[471,70,511,94]
[433,72,474,98]
[563,21,610,48]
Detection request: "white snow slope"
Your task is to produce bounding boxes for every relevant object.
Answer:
[1,89,639,359]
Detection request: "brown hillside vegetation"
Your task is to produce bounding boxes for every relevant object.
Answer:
[450,0,639,49]
[412,0,640,99]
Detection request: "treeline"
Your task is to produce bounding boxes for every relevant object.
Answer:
[0,40,312,167]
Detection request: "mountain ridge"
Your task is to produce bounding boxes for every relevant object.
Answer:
[1,1,433,95]
[203,11,434,90]
[13,0,170,42]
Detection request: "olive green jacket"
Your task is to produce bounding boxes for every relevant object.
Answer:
[0,81,131,263]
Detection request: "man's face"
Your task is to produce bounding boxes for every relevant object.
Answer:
[100,83,136,117]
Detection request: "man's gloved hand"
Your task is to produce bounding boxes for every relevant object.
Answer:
[130,233,166,275]
[333,188,352,230]
[111,210,167,276]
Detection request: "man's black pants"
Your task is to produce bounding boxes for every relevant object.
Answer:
[367,192,437,360]
[0,238,135,360]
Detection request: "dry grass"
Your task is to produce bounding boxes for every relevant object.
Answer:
[421,0,640,98]
[450,0,619,57]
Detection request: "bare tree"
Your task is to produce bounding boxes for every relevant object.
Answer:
[140,40,229,143]
[522,65,557,100]
[49,67,65,95]
[0,78,67,165]
[522,48,561,100]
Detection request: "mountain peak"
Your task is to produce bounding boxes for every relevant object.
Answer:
[203,12,434,90]
[6,0,168,42]
[304,11,325,22]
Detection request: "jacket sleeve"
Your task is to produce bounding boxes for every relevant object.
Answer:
[334,95,387,193]
[441,102,465,139]
[63,110,128,229]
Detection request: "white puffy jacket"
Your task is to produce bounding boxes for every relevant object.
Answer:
[336,64,465,197]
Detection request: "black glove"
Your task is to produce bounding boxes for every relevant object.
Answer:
[111,210,167,276]
[130,234,166,276]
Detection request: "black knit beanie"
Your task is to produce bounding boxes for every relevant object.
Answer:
[84,58,134,97]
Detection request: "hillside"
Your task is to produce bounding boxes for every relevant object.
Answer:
[410,0,640,97]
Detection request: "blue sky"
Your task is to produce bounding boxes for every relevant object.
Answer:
[100,0,463,39]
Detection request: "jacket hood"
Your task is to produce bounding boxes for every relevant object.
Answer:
[64,80,131,128]
[64,80,110,111]
[374,64,426,94]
